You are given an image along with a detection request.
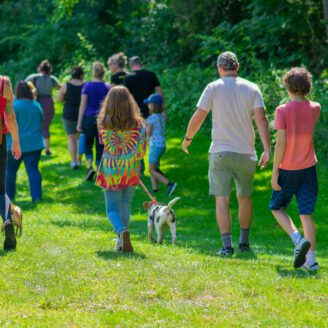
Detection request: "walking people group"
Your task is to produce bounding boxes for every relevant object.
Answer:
[182,52,320,271]
[0,51,321,272]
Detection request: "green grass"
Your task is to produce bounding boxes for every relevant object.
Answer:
[1,107,327,328]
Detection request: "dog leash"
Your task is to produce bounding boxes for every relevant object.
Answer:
[139,179,158,204]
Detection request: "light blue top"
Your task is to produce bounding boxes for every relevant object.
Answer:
[7,99,45,153]
[147,113,166,147]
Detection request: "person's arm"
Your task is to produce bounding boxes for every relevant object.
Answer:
[155,86,166,117]
[182,108,208,154]
[57,83,67,102]
[146,122,153,138]
[77,94,87,132]
[3,78,21,159]
[253,107,271,170]
[271,130,286,191]
[52,75,61,90]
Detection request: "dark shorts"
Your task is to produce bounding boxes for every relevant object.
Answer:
[269,165,318,215]
[63,119,78,135]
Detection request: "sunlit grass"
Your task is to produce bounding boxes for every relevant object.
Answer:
[0,105,327,327]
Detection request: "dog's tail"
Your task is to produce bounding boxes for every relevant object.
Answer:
[167,197,180,211]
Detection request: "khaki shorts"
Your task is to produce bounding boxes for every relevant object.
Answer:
[209,152,257,197]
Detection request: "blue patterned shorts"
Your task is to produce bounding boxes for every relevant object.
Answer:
[148,146,166,165]
[269,165,318,215]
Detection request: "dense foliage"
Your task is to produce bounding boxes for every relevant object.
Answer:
[0,0,327,154]
[1,0,327,80]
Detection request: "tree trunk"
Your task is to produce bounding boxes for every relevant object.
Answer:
[323,0,328,41]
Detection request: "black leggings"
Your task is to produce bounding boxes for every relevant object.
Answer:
[82,115,104,166]
[0,135,11,222]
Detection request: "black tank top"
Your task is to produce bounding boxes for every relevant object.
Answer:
[63,82,83,121]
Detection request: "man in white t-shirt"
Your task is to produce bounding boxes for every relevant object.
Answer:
[182,51,270,255]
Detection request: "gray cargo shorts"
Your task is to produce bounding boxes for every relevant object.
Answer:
[209,152,257,197]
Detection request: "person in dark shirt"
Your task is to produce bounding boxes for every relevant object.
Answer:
[58,66,84,169]
[124,56,165,119]
[108,52,127,86]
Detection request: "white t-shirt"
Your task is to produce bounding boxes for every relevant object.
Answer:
[197,76,264,155]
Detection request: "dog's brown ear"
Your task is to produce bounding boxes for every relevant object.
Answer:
[143,201,153,210]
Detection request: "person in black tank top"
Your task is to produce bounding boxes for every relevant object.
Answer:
[58,66,84,169]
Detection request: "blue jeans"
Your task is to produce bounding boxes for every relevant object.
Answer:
[104,186,136,234]
[6,150,42,201]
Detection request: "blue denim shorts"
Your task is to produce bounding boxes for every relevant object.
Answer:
[269,165,318,215]
[149,146,166,165]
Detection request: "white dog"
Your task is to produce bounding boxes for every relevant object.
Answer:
[144,197,180,244]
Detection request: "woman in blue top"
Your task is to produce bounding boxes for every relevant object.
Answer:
[6,81,44,202]
[77,62,110,181]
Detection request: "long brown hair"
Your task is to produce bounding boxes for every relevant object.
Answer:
[97,86,143,130]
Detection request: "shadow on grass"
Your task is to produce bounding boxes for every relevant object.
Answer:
[51,218,109,231]
[96,250,146,260]
[276,265,320,279]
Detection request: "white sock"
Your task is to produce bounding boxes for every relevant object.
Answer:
[305,250,316,265]
[290,231,302,245]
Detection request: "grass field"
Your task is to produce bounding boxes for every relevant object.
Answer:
[0,108,327,328]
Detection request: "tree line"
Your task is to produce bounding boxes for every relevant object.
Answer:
[1,0,327,83]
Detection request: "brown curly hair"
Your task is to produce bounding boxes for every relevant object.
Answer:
[283,67,312,96]
[97,86,143,130]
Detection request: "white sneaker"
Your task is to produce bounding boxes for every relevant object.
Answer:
[303,262,319,271]
[294,238,311,268]
[115,237,123,252]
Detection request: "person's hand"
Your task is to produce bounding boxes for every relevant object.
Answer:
[182,138,192,154]
[77,124,83,133]
[271,171,281,191]
[258,150,270,170]
[11,141,21,160]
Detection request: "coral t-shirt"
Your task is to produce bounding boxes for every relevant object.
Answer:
[274,100,320,170]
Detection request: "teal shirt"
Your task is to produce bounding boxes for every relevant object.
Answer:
[7,99,45,153]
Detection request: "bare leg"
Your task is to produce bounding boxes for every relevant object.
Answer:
[300,215,316,250]
[149,165,159,191]
[149,163,169,187]
[45,138,50,152]
[75,134,82,163]
[271,209,298,235]
[237,196,252,229]
[215,196,231,234]
[68,134,77,163]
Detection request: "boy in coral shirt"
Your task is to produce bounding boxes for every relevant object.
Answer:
[270,67,320,271]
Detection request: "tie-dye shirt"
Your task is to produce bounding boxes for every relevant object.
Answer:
[95,124,147,190]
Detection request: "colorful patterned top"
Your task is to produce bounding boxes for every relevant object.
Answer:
[95,124,147,190]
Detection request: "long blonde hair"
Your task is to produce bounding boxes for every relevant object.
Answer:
[97,86,143,130]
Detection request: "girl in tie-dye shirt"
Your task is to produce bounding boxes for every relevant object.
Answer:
[96,86,146,252]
